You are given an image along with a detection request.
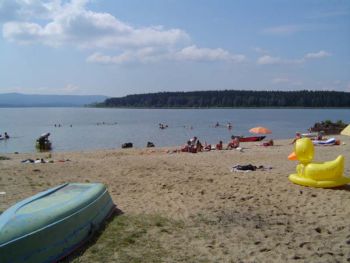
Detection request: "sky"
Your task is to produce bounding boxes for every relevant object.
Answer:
[0,0,349,97]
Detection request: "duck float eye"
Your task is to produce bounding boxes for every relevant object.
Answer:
[288,138,350,188]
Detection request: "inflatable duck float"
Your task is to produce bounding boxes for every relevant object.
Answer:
[288,138,350,188]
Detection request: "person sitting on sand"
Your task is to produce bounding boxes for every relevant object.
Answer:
[227,136,240,149]
[181,141,192,152]
[316,131,324,140]
[290,132,302,144]
[262,139,274,146]
[190,136,197,146]
[204,142,212,151]
[216,141,223,150]
[195,140,203,152]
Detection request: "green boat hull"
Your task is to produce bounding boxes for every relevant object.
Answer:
[0,183,115,263]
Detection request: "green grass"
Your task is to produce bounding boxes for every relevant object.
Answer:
[69,214,185,263]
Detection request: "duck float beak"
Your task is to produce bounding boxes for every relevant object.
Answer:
[288,152,298,161]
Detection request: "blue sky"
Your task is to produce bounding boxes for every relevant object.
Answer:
[0,0,349,96]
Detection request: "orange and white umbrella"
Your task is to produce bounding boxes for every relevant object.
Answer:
[249,126,272,134]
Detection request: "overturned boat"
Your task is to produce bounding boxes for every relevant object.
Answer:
[0,183,115,263]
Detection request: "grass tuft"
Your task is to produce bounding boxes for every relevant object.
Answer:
[69,214,184,263]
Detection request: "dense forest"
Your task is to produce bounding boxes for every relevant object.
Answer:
[95,90,350,108]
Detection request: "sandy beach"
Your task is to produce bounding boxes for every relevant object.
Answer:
[1,136,350,262]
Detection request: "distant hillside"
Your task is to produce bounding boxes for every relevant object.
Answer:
[96,90,350,108]
[0,93,108,107]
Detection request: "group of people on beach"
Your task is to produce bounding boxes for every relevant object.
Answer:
[290,131,324,145]
[179,135,242,153]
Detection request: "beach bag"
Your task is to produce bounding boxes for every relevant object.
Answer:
[122,142,133,148]
[147,142,155,147]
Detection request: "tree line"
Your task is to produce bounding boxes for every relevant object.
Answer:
[95,90,350,108]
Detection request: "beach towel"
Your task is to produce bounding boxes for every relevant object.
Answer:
[231,164,272,173]
[312,138,336,145]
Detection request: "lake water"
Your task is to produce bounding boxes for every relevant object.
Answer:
[0,108,349,153]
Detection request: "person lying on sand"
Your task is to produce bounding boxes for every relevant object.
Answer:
[258,139,274,147]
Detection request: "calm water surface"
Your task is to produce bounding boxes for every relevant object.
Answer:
[0,108,349,153]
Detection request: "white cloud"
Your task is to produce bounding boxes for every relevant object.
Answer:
[305,50,331,59]
[87,45,246,64]
[2,3,190,49]
[1,0,244,64]
[86,48,162,64]
[257,55,282,65]
[174,45,245,62]
[0,0,59,22]
[257,50,331,65]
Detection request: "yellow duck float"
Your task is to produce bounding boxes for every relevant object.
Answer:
[288,137,350,188]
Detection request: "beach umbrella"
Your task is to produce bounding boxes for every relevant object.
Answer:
[340,124,350,136]
[249,126,272,134]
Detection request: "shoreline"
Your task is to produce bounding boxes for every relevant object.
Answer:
[0,135,345,155]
